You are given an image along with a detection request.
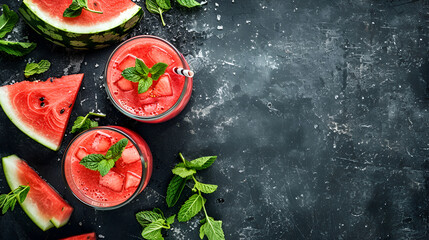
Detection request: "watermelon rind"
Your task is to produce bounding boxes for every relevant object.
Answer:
[2,155,52,230]
[0,87,58,151]
[18,0,143,49]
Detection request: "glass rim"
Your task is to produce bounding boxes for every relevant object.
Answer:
[103,35,190,121]
[62,126,148,210]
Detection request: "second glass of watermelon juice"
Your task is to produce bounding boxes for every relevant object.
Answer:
[104,35,193,123]
[62,126,152,209]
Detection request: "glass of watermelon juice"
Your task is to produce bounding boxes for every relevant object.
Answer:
[62,126,152,209]
[104,35,193,123]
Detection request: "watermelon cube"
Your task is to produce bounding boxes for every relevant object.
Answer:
[75,148,88,160]
[116,78,134,91]
[121,147,140,164]
[152,74,173,97]
[124,171,141,189]
[147,46,175,66]
[99,171,124,192]
[92,133,111,152]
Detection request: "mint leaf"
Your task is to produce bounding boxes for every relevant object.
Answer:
[166,214,175,225]
[80,154,105,170]
[177,0,201,8]
[185,156,217,170]
[98,159,115,177]
[63,0,102,18]
[24,59,51,78]
[105,138,128,161]
[71,112,106,133]
[0,4,19,38]
[136,210,164,227]
[135,58,150,75]
[194,182,218,194]
[146,0,168,26]
[166,175,187,207]
[142,219,165,239]
[1,185,30,214]
[150,62,168,80]
[138,78,153,94]
[0,40,36,57]
[177,194,205,222]
[172,166,196,178]
[156,0,171,10]
[121,67,141,82]
[200,217,225,240]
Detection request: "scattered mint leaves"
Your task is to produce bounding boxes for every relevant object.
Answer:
[121,58,168,94]
[177,0,201,8]
[194,182,218,194]
[199,217,225,240]
[177,193,205,222]
[80,138,128,176]
[0,185,30,214]
[24,60,51,78]
[146,0,170,26]
[71,112,106,133]
[63,0,103,18]
[166,175,187,207]
[0,4,18,39]
[136,209,175,240]
[0,40,36,57]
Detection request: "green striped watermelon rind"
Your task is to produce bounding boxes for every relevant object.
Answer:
[2,155,73,231]
[18,1,143,50]
[0,87,58,151]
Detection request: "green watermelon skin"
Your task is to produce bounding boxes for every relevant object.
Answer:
[18,1,143,50]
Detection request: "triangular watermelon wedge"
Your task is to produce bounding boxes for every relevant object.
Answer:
[0,74,84,151]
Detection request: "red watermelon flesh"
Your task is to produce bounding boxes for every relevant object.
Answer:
[27,0,136,27]
[2,155,73,231]
[60,232,97,240]
[0,74,84,150]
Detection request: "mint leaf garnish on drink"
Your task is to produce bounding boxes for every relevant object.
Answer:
[63,0,103,18]
[177,0,201,8]
[0,4,18,39]
[80,138,128,176]
[136,208,175,240]
[121,58,168,94]
[24,60,51,78]
[71,112,106,133]
[0,5,36,56]
[0,185,30,214]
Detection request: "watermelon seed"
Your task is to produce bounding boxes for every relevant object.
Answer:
[68,104,72,108]
[40,102,45,107]
[49,77,54,82]
[39,97,44,101]
[60,109,65,114]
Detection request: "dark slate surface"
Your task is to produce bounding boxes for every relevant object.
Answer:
[0,0,429,239]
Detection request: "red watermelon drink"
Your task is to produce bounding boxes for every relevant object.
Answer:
[62,126,152,209]
[104,35,193,123]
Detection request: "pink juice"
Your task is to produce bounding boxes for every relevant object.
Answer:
[63,126,152,209]
[105,35,193,123]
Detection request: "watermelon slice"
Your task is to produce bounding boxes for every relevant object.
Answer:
[0,74,83,151]
[18,0,143,50]
[60,232,97,240]
[2,155,73,231]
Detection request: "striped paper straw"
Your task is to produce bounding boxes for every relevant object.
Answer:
[173,67,194,78]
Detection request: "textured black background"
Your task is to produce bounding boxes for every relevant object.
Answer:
[0,0,429,239]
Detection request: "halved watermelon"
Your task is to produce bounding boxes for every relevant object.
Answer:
[2,155,73,231]
[60,232,97,240]
[0,74,83,151]
[18,0,143,50]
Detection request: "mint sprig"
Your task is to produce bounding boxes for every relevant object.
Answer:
[71,112,106,133]
[177,0,201,8]
[24,59,51,78]
[80,138,128,176]
[121,58,168,94]
[136,208,175,240]
[0,185,30,214]
[0,5,36,56]
[63,0,103,18]
[146,0,171,26]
